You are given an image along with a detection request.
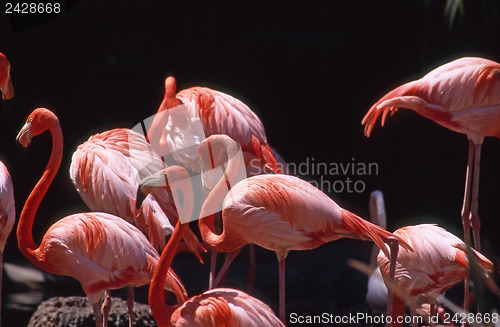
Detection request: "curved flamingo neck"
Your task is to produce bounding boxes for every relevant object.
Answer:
[198,137,243,250]
[148,165,194,326]
[17,119,63,266]
[150,219,187,326]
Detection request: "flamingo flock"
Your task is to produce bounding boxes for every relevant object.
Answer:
[0,50,498,327]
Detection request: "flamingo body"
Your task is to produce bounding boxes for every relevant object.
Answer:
[35,212,181,304]
[201,173,399,259]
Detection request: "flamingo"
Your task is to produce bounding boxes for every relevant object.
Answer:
[195,134,407,321]
[70,128,203,257]
[362,57,500,252]
[377,224,493,327]
[137,166,284,327]
[0,161,15,325]
[16,108,187,327]
[146,76,285,289]
[0,52,13,100]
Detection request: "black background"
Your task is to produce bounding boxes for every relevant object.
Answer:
[1,1,500,325]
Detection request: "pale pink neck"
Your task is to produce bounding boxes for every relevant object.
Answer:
[17,119,63,266]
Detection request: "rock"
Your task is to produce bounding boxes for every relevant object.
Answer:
[27,296,158,327]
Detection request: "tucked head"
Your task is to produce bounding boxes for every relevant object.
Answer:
[16,108,59,148]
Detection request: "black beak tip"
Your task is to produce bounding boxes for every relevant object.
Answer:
[136,187,146,210]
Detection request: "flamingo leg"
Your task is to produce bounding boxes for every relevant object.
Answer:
[92,301,103,327]
[247,244,256,292]
[209,249,217,289]
[213,249,241,288]
[461,139,474,247]
[409,304,417,327]
[127,286,135,327]
[277,252,288,323]
[470,143,482,252]
[101,290,111,327]
[429,303,436,327]
[384,237,399,322]
[461,139,474,312]
[0,251,3,327]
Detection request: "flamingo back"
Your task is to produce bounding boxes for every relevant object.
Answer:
[221,174,358,253]
[158,84,281,173]
[171,288,284,327]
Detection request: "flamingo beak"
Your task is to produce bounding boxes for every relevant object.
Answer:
[136,170,167,209]
[16,120,32,148]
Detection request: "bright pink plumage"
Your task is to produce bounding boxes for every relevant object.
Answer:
[70,128,202,256]
[148,77,282,174]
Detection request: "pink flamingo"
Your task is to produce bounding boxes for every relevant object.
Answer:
[196,134,407,321]
[16,108,187,327]
[147,76,285,289]
[362,57,500,252]
[377,224,493,327]
[137,166,284,327]
[70,128,203,257]
[0,53,13,100]
[0,161,15,325]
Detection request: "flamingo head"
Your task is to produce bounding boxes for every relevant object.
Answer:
[157,76,183,112]
[0,53,13,100]
[17,108,59,148]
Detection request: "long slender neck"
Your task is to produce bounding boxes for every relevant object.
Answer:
[198,138,243,250]
[17,121,63,265]
[149,220,188,326]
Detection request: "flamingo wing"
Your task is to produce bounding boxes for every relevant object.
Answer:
[0,161,15,251]
[70,128,175,250]
[171,288,284,327]
[158,85,280,173]
[223,174,352,252]
[39,212,186,303]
